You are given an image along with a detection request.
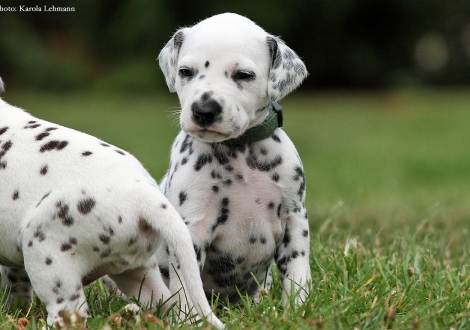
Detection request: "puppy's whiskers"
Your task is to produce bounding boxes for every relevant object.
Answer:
[165,107,182,127]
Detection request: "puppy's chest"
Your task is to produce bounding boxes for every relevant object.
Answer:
[171,143,287,247]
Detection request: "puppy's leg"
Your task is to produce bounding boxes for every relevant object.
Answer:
[275,212,311,306]
[253,265,273,303]
[1,266,33,303]
[108,260,170,310]
[22,243,90,325]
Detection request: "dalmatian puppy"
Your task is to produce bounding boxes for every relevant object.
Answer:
[157,13,311,309]
[0,78,223,328]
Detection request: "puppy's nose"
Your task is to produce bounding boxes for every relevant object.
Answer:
[191,99,222,128]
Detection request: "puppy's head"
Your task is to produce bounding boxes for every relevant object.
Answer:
[159,13,307,143]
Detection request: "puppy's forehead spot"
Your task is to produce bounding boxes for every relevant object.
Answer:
[201,91,214,101]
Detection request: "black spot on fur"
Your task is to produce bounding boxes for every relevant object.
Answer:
[271,172,280,182]
[194,153,213,171]
[212,146,230,165]
[39,140,68,153]
[1,140,12,153]
[45,258,52,265]
[56,202,74,226]
[205,61,210,68]
[24,123,40,129]
[100,249,111,258]
[77,198,96,214]
[34,229,45,241]
[40,165,48,175]
[208,255,237,274]
[7,273,17,283]
[180,134,193,154]
[179,191,187,206]
[35,132,50,141]
[212,185,219,193]
[69,293,80,301]
[82,151,93,156]
[115,150,125,155]
[246,147,282,172]
[211,169,222,179]
[211,198,230,232]
[128,236,137,246]
[282,226,291,247]
[0,127,8,135]
[194,244,202,261]
[303,229,309,237]
[99,234,110,244]
[61,243,72,251]
[12,190,19,200]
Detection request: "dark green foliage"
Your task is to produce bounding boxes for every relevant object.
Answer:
[1,1,470,90]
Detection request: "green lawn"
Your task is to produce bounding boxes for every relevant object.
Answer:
[1,89,470,329]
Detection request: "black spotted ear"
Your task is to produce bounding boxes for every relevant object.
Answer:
[267,36,308,102]
[158,30,185,93]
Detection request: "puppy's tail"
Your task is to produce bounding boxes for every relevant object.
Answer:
[138,186,224,329]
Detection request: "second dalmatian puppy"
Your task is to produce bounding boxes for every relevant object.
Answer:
[157,13,311,310]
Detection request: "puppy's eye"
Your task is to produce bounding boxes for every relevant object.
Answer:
[232,71,255,81]
[179,68,194,78]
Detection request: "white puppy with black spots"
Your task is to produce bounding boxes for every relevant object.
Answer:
[0,78,223,328]
[157,13,311,310]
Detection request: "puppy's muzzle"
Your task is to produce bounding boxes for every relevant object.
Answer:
[191,98,222,128]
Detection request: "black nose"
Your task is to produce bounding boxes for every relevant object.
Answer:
[191,99,222,128]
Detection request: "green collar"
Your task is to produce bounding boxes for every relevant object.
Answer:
[220,102,284,146]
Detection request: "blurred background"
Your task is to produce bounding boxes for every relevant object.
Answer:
[1,0,470,235]
[1,0,470,91]
[2,3,470,325]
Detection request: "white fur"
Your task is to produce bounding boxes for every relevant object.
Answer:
[0,92,223,328]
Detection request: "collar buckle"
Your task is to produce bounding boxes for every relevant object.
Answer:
[272,102,283,127]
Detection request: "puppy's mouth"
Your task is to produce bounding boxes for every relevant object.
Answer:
[185,128,233,143]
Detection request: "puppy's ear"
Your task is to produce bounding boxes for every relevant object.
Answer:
[267,36,308,102]
[158,30,185,93]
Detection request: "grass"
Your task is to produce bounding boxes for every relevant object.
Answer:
[2,88,470,329]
